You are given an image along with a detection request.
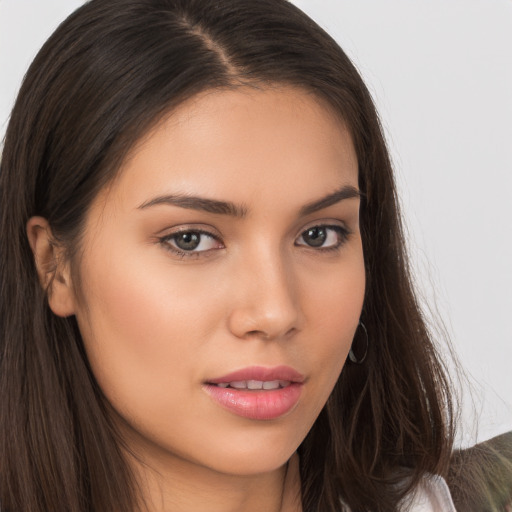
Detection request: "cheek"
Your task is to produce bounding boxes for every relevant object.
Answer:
[74,247,220,419]
[305,247,365,343]
[80,242,220,346]
[297,247,366,407]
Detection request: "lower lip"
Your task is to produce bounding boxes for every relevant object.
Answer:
[203,383,303,420]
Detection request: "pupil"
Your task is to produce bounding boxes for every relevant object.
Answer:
[175,232,200,250]
[305,227,326,247]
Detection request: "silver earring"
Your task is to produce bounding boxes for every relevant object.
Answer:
[348,322,368,364]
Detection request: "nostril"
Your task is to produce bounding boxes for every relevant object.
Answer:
[243,327,297,341]
[245,329,269,339]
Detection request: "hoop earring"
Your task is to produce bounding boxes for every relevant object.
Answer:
[348,322,368,364]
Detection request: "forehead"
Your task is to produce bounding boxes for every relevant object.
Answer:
[96,86,358,215]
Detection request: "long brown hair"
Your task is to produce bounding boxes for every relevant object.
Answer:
[0,1,455,510]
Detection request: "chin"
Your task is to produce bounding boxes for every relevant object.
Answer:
[206,447,296,477]
[191,418,309,476]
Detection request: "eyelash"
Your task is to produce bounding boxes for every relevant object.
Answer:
[158,224,350,259]
[295,225,350,253]
[159,228,221,259]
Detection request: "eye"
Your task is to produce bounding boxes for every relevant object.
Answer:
[160,229,223,256]
[295,225,348,250]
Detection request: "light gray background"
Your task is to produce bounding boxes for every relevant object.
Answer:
[1,0,511,446]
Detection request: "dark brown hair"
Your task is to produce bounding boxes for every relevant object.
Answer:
[0,0,455,510]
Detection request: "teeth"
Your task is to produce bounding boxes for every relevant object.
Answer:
[247,380,263,390]
[230,381,247,389]
[215,380,290,390]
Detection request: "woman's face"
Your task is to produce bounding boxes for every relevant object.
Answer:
[72,86,365,476]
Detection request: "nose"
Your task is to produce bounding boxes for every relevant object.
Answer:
[226,250,302,341]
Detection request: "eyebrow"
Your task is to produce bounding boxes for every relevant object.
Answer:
[137,194,248,217]
[299,185,361,216]
[137,185,361,218]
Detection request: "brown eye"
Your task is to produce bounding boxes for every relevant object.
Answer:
[302,227,327,247]
[160,230,223,256]
[173,232,201,251]
[296,225,348,249]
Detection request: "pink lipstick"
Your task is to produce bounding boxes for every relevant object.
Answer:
[203,365,304,420]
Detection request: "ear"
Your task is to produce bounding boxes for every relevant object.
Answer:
[26,216,76,317]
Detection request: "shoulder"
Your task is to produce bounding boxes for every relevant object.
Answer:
[447,431,512,511]
[400,474,457,512]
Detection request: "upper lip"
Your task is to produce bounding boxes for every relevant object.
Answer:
[207,365,305,384]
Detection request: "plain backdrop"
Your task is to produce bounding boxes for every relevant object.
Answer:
[1,0,511,446]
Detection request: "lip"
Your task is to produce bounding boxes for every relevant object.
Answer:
[203,365,304,420]
[207,365,305,385]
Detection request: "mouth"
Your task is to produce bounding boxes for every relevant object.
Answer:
[211,380,291,390]
[206,365,304,386]
[203,366,304,420]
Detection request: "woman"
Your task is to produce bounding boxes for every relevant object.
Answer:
[0,0,459,510]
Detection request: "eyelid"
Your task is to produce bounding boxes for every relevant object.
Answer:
[294,222,351,250]
[155,223,222,238]
[295,219,350,238]
[157,225,224,259]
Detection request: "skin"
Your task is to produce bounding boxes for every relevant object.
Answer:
[28,86,365,512]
